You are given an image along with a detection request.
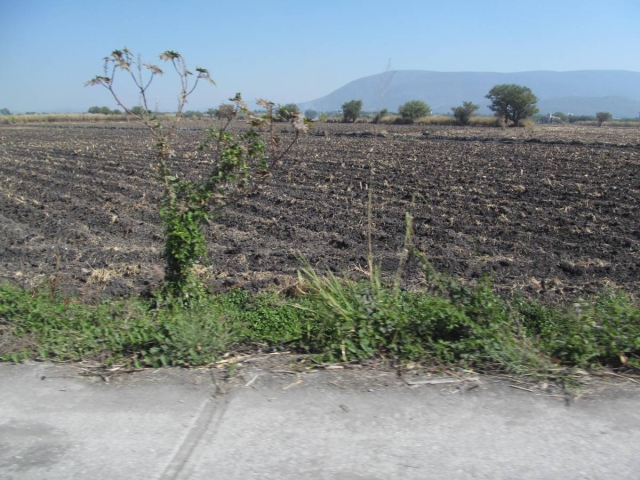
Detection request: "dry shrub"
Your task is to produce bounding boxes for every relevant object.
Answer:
[513,119,534,128]
[378,115,400,124]
[469,116,503,127]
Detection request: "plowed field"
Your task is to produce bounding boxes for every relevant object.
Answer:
[1,123,639,301]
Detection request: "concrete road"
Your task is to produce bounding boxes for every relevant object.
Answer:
[1,362,639,479]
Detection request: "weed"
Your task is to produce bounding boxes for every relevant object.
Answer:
[2,273,639,375]
[87,49,306,303]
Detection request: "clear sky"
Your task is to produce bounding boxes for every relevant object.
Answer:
[1,0,638,112]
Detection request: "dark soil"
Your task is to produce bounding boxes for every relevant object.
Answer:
[1,122,639,302]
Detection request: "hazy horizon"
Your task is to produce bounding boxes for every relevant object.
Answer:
[1,0,638,113]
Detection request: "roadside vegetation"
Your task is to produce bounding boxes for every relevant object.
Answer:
[2,264,639,377]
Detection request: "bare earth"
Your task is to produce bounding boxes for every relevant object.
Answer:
[1,122,639,302]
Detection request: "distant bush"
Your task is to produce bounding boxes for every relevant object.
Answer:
[183,110,203,119]
[217,103,236,121]
[596,112,612,127]
[513,119,534,128]
[552,112,567,123]
[567,115,595,123]
[0,108,11,115]
[391,117,412,125]
[130,106,147,116]
[398,100,431,123]
[341,100,362,123]
[304,109,318,120]
[88,106,119,114]
[371,108,388,124]
[451,101,480,125]
[277,103,300,121]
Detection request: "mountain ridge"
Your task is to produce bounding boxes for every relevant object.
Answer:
[298,70,640,117]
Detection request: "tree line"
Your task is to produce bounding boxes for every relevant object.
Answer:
[84,82,618,127]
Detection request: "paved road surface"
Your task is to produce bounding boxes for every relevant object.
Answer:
[1,363,639,479]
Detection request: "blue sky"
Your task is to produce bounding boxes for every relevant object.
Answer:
[1,0,638,112]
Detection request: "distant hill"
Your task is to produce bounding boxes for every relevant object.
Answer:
[299,70,640,117]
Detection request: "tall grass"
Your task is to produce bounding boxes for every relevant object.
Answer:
[377,115,502,127]
[0,113,176,124]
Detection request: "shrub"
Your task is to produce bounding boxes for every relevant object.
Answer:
[451,101,480,125]
[88,106,115,114]
[371,108,388,124]
[277,103,300,121]
[130,106,146,116]
[216,103,236,121]
[304,109,318,120]
[568,114,595,123]
[596,112,612,127]
[182,110,203,119]
[398,100,431,123]
[87,48,307,302]
[341,100,362,123]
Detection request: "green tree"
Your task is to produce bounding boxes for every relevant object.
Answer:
[277,103,300,121]
[87,48,307,302]
[341,100,362,123]
[91,106,113,114]
[398,100,431,123]
[130,106,146,116]
[485,84,539,126]
[206,108,218,119]
[304,109,318,120]
[595,111,612,127]
[0,108,11,115]
[451,101,479,125]
[552,112,567,123]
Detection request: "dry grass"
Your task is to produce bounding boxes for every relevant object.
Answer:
[0,113,175,124]
[86,264,141,285]
[378,115,503,127]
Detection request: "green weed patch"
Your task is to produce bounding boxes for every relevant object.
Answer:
[1,271,639,375]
